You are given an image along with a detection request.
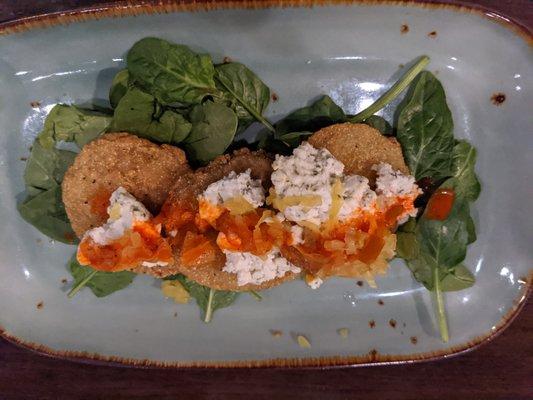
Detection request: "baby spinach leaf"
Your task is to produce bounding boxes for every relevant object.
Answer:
[215,62,273,132]
[109,69,130,108]
[274,95,346,137]
[183,101,238,164]
[466,214,477,244]
[111,88,192,144]
[19,141,78,243]
[166,274,239,322]
[396,231,419,261]
[439,264,475,291]
[38,104,112,149]
[276,131,313,148]
[256,133,293,155]
[406,258,474,292]
[449,140,481,202]
[127,37,219,105]
[23,141,76,192]
[396,71,455,181]
[68,256,136,297]
[416,193,470,269]
[364,115,393,135]
[18,186,77,244]
[349,56,430,123]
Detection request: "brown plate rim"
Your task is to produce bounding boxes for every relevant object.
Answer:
[0,0,531,369]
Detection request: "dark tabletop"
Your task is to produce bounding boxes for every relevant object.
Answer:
[1,1,532,399]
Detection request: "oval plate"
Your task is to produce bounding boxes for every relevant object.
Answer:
[0,1,531,368]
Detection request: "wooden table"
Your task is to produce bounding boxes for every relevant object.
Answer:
[1,1,531,399]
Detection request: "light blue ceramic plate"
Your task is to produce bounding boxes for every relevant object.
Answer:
[0,1,531,368]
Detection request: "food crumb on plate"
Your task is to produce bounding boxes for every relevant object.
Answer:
[378,299,384,305]
[269,329,283,338]
[410,336,418,345]
[296,334,311,348]
[389,319,397,328]
[36,301,43,310]
[427,30,437,38]
[369,320,376,329]
[161,281,190,304]
[61,278,68,284]
[337,328,349,338]
[400,24,409,34]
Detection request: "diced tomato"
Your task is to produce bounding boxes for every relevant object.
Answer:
[77,221,173,272]
[357,234,385,264]
[180,231,216,266]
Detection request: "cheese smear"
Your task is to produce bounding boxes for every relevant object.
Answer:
[86,187,151,246]
[222,248,301,286]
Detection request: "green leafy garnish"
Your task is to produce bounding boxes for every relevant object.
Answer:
[274,95,346,137]
[18,186,77,243]
[111,88,192,144]
[396,71,455,181]
[165,274,239,322]
[394,71,480,342]
[449,141,481,201]
[20,104,111,242]
[348,55,430,123]
[68,256,136,298]
[23,141,76,194]
[183,101,238,164]
[363,115,393,136]
[109,69,130,108]
[19,137,78,242]
[37,104,112,149]
[215,62,273,132]
[127,37,220,105]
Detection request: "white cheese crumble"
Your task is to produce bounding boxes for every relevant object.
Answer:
[222,248,301,286]
[86,187,151,245]
[201,169,265,208]
[271,142,376,224]
[338,175,377,220]
[373,162,421,224]
[271,142,344,225]
[141,261,169,268]
[373,163,420,198]
[290,225,304,245]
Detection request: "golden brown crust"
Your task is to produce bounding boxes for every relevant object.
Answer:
[309,123,409,183]
[163,149,299,291]
[62,132,190,237]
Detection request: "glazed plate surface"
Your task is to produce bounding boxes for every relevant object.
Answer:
[0,2,531,367]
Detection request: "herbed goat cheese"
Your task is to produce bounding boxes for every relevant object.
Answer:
[338,175,377,220]
[271,142,343,224]
[271,142,375,224]
[202,169,265,207]
[87,187,151,245]
[373,163,420,198]
[222,248,301,286]
[373,162,421,224]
